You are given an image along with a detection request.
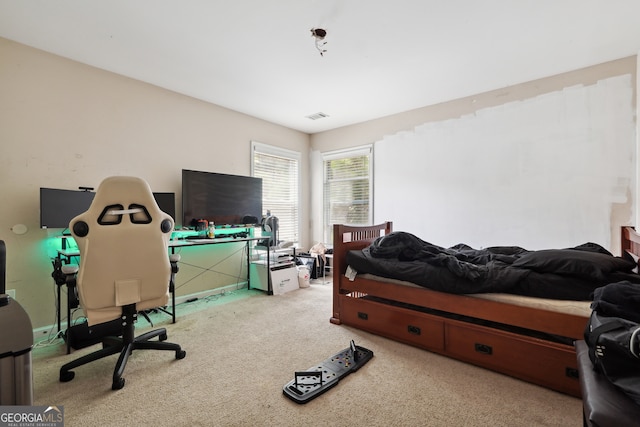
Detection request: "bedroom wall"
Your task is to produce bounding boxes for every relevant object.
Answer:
[0,38,310,330]
[310,56,637,253]
[637,53,640,229]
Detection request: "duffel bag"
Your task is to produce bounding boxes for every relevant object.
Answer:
[584,311,640,405]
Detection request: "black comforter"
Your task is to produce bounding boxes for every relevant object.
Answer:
[345,231,640,300]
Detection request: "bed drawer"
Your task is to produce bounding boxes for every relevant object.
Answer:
[340,297,445,351]
[445,321,580,396]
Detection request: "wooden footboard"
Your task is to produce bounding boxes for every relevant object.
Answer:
[330,221,598,397]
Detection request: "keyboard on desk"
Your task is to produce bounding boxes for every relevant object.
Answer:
[184,236,238,242]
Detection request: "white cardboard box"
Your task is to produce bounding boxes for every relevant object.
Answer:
[270,265,299,295]
[249,262,299,295]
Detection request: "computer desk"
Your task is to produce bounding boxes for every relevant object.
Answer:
[55,235,265,350]
[167,236,267,308]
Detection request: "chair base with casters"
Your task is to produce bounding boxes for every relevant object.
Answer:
[59,304,186,390]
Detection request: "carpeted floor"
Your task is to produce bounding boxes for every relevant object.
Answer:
[31,282,582,426]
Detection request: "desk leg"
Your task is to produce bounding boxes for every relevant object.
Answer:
[246,241,251,290]
[157,247,177,323]
[171,289,176,323]
[267,248,272,295]
[66,287,72,354]
[57,286,62,332]
[51,257,68,351]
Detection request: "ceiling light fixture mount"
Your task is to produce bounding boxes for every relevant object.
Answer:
[310,28,327,56]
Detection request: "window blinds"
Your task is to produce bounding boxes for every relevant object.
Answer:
[252,142,300,244]
[323,146,372,242]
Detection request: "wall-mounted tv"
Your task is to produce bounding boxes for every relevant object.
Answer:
[182,169,262,227]
[40,188,95,229]
[40,188,176,229]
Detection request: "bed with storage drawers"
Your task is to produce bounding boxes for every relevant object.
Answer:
[330,222,640,396]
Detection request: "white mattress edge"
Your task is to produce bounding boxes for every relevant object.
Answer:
[357,273,592,317]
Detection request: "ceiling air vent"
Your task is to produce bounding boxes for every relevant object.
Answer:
[305,112,330,120]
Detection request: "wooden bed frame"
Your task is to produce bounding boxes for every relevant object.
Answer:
[330,223,640,397]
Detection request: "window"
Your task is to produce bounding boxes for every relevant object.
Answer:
[323,146,373,242]
[251,141,300,244]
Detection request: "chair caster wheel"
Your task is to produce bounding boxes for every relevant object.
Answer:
[176,350,186,360]
[112,377,125,390]
[60,371,75,382]
[159,333,168,341]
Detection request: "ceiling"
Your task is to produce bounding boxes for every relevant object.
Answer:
[1,1,640,134]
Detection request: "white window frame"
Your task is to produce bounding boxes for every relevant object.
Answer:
[322,145,373,243]
[251,141,301,245]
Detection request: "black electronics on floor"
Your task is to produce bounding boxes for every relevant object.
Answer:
[283,340,374,404]
[65,318,123,350]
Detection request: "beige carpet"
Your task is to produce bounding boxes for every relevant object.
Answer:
[32,282,582,426]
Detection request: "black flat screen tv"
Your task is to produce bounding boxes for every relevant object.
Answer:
[40,188,176,229]
[40,188,95,229]
[182,169,262,227]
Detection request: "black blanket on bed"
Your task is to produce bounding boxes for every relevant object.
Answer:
[345,231,640,300]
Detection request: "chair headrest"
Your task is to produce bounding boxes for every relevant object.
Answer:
[71,176,173,238]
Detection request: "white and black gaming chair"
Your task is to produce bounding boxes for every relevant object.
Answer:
[59,176,185,390]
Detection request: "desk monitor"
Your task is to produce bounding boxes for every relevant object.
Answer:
[40,188,176,229]
[153,192,176,222]
[40,188,95,229]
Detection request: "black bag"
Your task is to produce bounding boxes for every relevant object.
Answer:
[584,311,640,405]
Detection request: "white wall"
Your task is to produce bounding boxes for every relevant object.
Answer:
[375,75,634,250]
[637,52,640,228]
[311,56,637,253]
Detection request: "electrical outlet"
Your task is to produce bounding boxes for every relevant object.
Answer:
[7,289,16,299]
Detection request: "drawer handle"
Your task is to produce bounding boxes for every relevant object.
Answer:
[357,312,368,320]
[565,367,579,380]
[474,343,493,355]
[408,325,421,336]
